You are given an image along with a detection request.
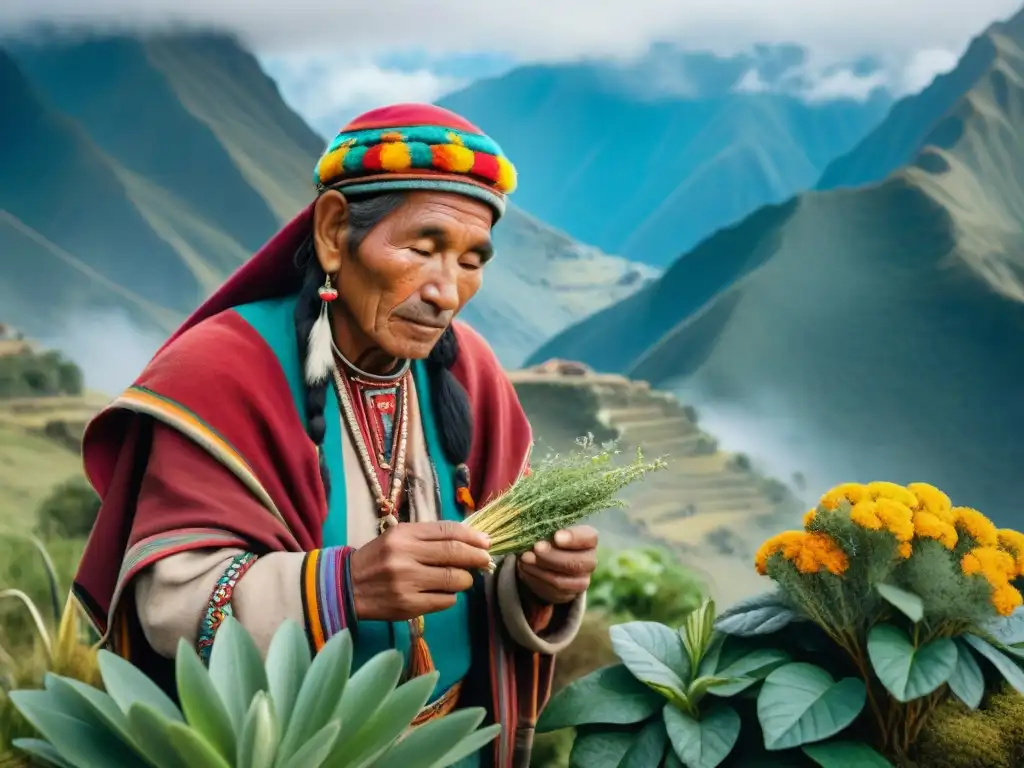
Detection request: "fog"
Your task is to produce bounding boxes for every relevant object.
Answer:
[671,379,856,508]
[38,309,163,395]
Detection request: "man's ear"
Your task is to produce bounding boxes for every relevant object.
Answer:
[312,190,350,276]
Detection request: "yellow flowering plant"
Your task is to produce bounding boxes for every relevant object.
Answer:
[713,481,1024,766]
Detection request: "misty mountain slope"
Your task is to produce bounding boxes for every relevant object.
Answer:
[439,57,890,267]
[530,12,1024,522]
[0,51,190,330]
[11,38,282,252]
[144,36,326,222]
[1,34,652,368]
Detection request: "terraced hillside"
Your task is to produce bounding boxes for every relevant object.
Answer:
[511,366,798,604]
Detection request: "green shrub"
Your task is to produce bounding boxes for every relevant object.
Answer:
[911,685,1024,767]
[9,617,499,768]
[0,352,83,399]
[34,479,99,540]
[587,548,705,626]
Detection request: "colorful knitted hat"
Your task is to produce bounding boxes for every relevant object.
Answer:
[314,103,517,218]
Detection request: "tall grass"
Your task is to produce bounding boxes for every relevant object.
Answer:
[0,532,99,766]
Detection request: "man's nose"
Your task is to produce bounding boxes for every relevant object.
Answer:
[420,264,461,312]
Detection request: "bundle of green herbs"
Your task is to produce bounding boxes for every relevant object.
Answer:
[463,436,667,568]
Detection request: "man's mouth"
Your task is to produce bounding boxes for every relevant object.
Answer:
[396,315,448,330]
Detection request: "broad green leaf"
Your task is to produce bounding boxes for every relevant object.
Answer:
[714,592,798,637]
[432,722,501,768]
[569,729,635,768]
[756,663,865,751]
[948,639,984,710]
[867,625,957,702]
[372,707,486,768]
[708,648,790,697]
[802,741,893,766]
[176,638,237,763]
[97,649,184,723]
[875,583,924,623]
[265,620,312,733]
[11,738,77,768]
[663,703,739,768]
[979,607,1024,645]
[280,721,341,768]
[664,751,684,768]
[617,719,668,768]
[327,671,439,768]
[42,674,136,749]
[238,691,279,768]
[1001,643,1024,662]
[328,647,404,744]
[963,634,1024,695]
[610,622,689,700]
[277,629,356,759]
[538,664,664,731]
[167,719,234,768]
[8,689,147,768]
[208,617,268,736]
[125,703,192,768]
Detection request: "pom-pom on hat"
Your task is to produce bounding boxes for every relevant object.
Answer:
[314,103,517,218]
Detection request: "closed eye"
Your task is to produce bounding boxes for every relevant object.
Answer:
[410,247,432,257]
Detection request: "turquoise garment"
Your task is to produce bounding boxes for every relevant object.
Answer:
[233,296,473,705]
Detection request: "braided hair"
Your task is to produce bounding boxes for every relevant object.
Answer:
[293,193,473,500]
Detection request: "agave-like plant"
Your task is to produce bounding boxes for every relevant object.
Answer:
[8,617,500,768]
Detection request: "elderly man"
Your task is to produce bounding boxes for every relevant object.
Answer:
[72,104,597,767]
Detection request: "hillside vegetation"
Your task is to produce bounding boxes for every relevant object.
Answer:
[0,342,97,528]
[529,9,1024,524]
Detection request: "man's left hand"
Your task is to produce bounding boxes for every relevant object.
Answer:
[517,525,599,605]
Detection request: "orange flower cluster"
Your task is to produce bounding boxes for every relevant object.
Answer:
[962,546,1023,616]
[793,480,1024,617]
[755,530,849,577]
[952,507,999,547]
[819,483,870,510]
[757,481,1024,618]
[846,496,914,558]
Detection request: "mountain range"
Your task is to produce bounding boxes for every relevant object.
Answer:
[531,8,1024,523]
[438,46,892,267]
[0,34,651,372]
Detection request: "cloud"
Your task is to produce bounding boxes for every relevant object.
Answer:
[261,55,464,137]
[800,68,890,102]
[899,47,961,94]
[2,0,1019,69]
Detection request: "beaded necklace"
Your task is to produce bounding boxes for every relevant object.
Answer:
[330,344,411,534]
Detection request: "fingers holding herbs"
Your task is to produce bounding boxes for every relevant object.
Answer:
[518,525,599,605]
[349,521,491,621]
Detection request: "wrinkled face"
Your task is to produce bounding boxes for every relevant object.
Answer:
[313,189,494,363]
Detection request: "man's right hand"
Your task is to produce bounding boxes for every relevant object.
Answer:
[348,521,492,622]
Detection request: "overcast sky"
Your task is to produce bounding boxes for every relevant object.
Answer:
[2,0,1020,134]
